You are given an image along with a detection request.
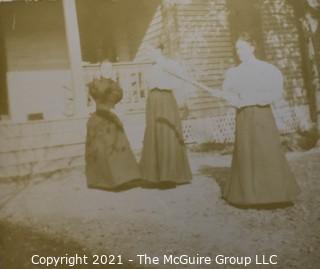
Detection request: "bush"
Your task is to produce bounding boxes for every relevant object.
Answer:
[281,126,319,151]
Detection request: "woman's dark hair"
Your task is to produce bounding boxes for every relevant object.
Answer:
[88,78,123,104]
[236,32,257,47]
[156,42,165,51]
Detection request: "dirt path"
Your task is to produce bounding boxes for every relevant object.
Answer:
[0,149,319,269]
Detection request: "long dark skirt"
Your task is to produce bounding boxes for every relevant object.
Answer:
[140,89,192,183]
[223,105,300,205]
[85,110,141,190]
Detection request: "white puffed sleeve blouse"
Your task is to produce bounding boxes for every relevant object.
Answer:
[144,57,196,105]
[223,59,284,107]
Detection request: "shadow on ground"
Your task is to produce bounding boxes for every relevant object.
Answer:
[0,220,142,269]
[199,166,295,210]
[199,166,230,191]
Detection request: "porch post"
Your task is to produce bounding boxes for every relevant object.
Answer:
[62,0,87,116]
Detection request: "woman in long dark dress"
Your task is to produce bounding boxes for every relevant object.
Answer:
[85,76,141,190]
[221,34,300,206]
[139,47,193,184]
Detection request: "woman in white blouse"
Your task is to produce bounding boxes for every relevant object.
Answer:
[221,33,300,206]
[139,45,194,185]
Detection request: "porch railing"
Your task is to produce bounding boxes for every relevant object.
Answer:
[83,61,153,113]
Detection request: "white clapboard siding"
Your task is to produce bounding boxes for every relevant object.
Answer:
[0,117,87,178]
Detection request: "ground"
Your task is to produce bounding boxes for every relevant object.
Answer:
[0,148,319,269]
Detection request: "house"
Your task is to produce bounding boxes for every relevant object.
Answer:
[0,0,319,178]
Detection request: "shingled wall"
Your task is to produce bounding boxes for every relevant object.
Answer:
[261,0,312,130]
[133,0,313,133]
[175,0,234,88]
[262,0,307,103]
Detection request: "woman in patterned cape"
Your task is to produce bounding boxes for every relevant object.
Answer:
[85,75,141,190]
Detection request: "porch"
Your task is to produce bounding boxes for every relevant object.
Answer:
[0,0,315,179]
